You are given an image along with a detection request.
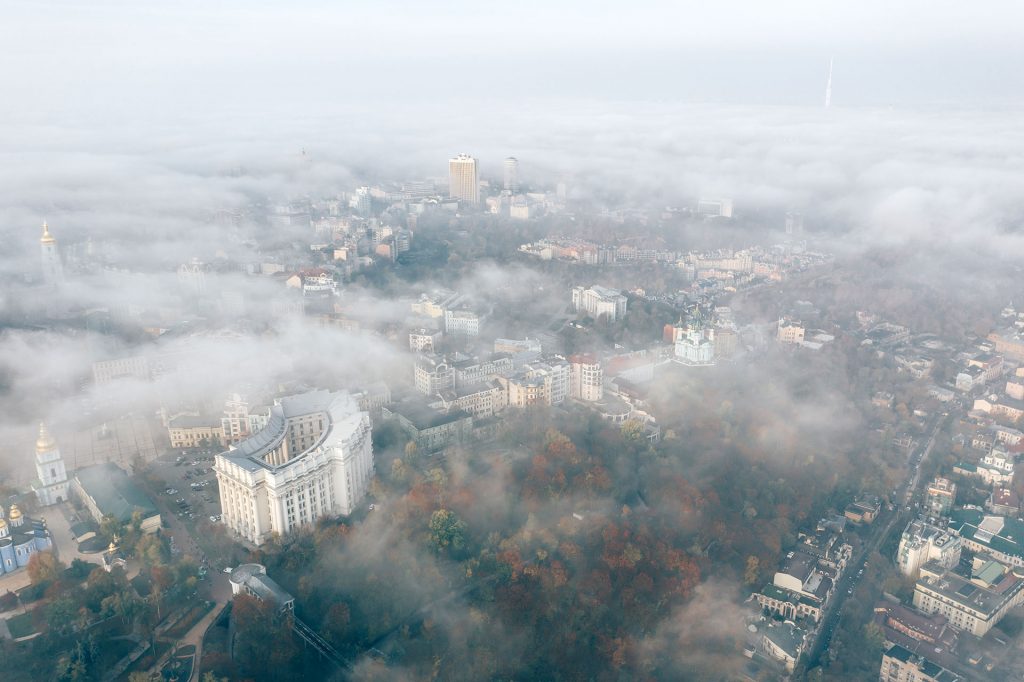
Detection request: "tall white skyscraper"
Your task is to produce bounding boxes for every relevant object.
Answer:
[503,157,519,193]
[449,153,479,205]
[40,221,64,287]
[824,58,833,108]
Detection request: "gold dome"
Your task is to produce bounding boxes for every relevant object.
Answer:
[41,221,55,245]
[9,505,22,520]
[36,422,57,453]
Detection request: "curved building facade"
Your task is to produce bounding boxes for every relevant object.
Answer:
[215,390,373,545]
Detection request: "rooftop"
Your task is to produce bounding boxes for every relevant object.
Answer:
[75,463,159,524]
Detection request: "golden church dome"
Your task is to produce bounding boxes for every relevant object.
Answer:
[40,221,55,245]
[36,422,57,453]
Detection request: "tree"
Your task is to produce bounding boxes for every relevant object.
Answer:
[743,555,760,586]
[429,509,467,553]
[27,551,63,586]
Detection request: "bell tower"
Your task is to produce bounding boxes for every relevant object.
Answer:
[33,422,69,506]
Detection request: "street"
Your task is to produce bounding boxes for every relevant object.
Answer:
[801,413,948,671]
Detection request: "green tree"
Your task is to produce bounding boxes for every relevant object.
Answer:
[429,509,467,553]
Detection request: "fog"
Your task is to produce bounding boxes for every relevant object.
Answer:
[2,3,1024,680]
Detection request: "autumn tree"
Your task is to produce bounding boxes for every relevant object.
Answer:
[27,550,63,585]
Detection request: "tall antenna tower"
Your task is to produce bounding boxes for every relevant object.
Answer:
[824,57,833,108]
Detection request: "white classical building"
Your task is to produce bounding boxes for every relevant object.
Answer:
[215,390,373,545]
[32,423,69,506]
[571,285,627,322]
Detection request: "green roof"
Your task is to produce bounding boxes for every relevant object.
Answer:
[950,508,1024,561]
[75,463,159,524]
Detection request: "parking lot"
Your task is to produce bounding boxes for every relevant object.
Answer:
[147,450,223,531]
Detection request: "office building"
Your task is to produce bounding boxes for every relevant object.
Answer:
[449,153,479,205]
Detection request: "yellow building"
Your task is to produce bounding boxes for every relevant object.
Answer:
[167,416,225,449]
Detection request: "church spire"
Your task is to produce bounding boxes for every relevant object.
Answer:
[36,422,57,453]
[41,221,55,245]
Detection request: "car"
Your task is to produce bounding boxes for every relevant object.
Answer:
[848,588,853,594]
[368,504,376,511]
[223,567,233,573]
[209,515,219,523]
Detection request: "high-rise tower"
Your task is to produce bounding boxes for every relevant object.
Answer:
[32,422,69,506]
[449,154,479,205]
[503,157,519,193]
[824,58,833,108]
[40,221,64,287]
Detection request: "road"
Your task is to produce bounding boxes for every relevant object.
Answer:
[801,413,948,671]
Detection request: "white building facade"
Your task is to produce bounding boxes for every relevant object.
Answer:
[571,285,627,322]
[215,390,373,546]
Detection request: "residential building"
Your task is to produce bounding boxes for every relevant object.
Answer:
[571,285,627,322]
[221,394,271,446]
[879,644,962,682]
[409,328,442,353]
[912,557,1024,636]
[987,488,1021,516]
[32,423,69,506]
[452,353,514,388]
[429,380,507,418]
[696,198,733,218]
[449,153,479,205]
[444,304,483,336]
[92,355,151,385]
[896,521,962,579]
[229,564,294,612]
[754,550,837,623]
[569,354,603,402]
[71,463,161,533]
[501,358,571,408]
[777,317,806,344]
[503,157,519,193]
[872,602,957,653]
[762,621,807,672]
[215,390,374,545]
[411,289,460,318]
[844,494,881,524]
[924,478,956,516]
[383,399,473,452]
[414,354,455,395]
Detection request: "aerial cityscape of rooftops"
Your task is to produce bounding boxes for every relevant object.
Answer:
[2,3,1024,681]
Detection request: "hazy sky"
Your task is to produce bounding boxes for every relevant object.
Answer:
[3,1,1023,125]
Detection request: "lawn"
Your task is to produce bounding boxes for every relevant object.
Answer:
[6,611,39,638]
